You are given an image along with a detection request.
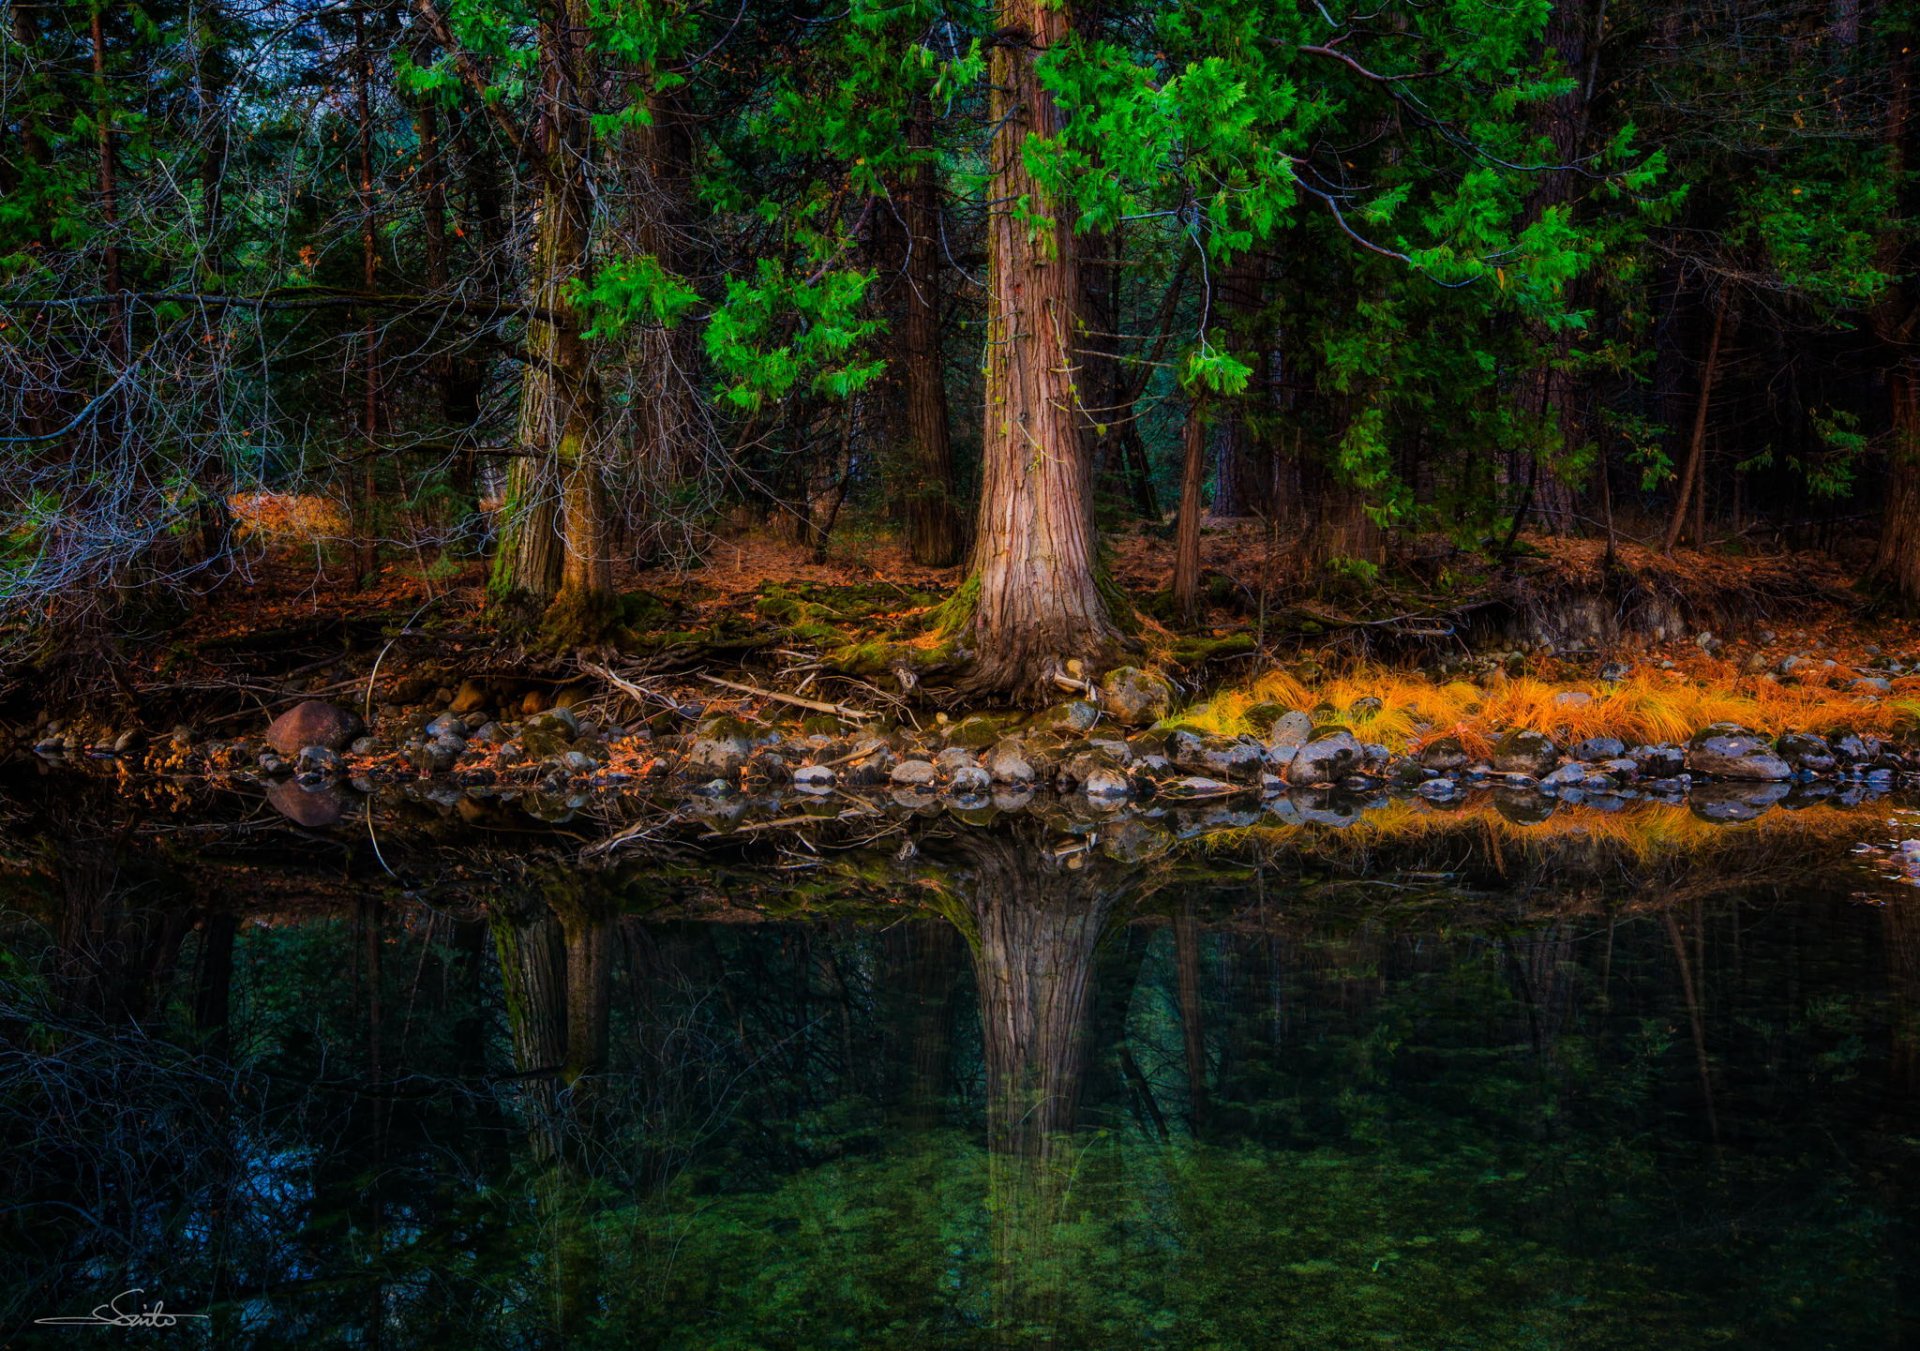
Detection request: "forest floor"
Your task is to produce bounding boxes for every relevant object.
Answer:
[7,504,1919,755]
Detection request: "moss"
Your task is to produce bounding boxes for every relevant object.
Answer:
[1169,632,1257,665]
[538,586,620,649]
[932,573,982,637]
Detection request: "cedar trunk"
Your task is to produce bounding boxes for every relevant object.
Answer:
[1172,400,1208,625]
[1875,360,1920,602]
[957,0,1118,698]
[902,104,962,567]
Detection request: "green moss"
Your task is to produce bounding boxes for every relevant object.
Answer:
[1169,632,1257,665]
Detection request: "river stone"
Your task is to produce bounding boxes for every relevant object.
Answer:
[1036,700,1101,735]
[1686,724,1790,780]
[1492,729,1560,777]
[1100,666,1175,727]
[424,713,467,739]
[1572,736,1626,762]
[450,679,489,714]
[890,759,939,788]
[988,745,1035,786]
[296,745,344,777]
[1158,775,1236,799]
[1492,786,1557,825]
[1420,736,1470,772]
[1416,777,1460,800]
[265,700,364,756]
[793,764,836,790]
[1775,732,1837,775]
[685,717,753,777]
[1263,711,1316,766]
[948,764,991,795]
[1169,730,1265,783]
[946,713,1011,749]
[1540,761,1591,789]
[1285,727,1363,785]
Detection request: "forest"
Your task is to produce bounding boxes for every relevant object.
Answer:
[1,0,1916,712]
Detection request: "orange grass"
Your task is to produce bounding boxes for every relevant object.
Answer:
[1178,662,1920,755]
[1210,794,1886,865]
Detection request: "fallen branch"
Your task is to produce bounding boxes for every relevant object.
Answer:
[696,673,875,721]
[698,806,881,840]
[582,661,686,713]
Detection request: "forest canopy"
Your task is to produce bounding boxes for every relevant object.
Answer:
[1,0,1915,697]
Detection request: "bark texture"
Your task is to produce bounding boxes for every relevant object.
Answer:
[957,0,1120,700]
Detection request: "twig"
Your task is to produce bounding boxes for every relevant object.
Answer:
[696,673,875,721]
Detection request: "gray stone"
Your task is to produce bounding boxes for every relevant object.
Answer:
[1599,662,1630,682]
[988,746,1035,786]
[424,713,467,739]
[1491,729,1560,777]
[1420,736,1470,772]
[1572,736,1626,761]
[948,764,991,795]
[295,745,344,776]
[1083,768,1131,801]
[1100,666,1176,727]
[1159,775,1237,798]
[1540,761,1591,789]
[1285,727,1363,785]
[890,759,939,788]
[1169,730,1265,782]
[1416,777,1460,800]
[1263,711,1316,765]
[1686,724,1790,780]
[685,716,754,777]
[1775,732,1837,775]
[794,764,836,790]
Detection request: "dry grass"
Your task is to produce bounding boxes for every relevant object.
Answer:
[1216,793,1883,864]
[1179,662,1920,755]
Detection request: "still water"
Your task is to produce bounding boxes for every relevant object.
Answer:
[2,775,1917,1347]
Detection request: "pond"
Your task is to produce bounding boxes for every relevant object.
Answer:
[2,771,1917,1347]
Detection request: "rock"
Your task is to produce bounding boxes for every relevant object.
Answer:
[1491,729,1560,777]
[1742,651,1774,675]
[1572,736,1626,762]
[890,759,939,788]
[1037,699,1101,735]
[1552,690,1593,709]
[561,750,597,775]
[1540,761,1591,789]
[110,728,143,754]
[1631,744,1686,777]
[794,764,836,790]
[1263,711,1316,766]
[417,735,465,773]
[470,722,506,746]
[1158,775,1236,799]
[948,764,992,796]
[424,712,467,739]
[1348,695,1384,718]
[1492,787,1557,825]
[450,679,489,714]
[257,752,290,777]
[1599,662,1630,682]
[1100,666,1175,727]
[935,746,980,771]
[265,700,364,756]
[946,713,1011,748]
[1775,732,1837,775]
[349,736,379,756]
[1685,724,1790,780]
[988,745,1036,786]
[295,745,344,777]
[1851,676,1893,694]
[1416,777,1460,801]
[1420,736,1470,772]
[1169,730,1265,782]
[1832,731,1882,764]
[685,716,753,777]
[1285,727,1363,785]
[532,705,580,736]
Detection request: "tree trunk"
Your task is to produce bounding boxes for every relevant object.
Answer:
[1172,398,1208,625]
[955,0,1119,699]
[901,101,961,567]
[1663,290,1729,554]
[1875,359,1920,601]
[492,0,613,639]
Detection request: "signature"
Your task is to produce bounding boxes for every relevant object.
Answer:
[34,1288,211,1329]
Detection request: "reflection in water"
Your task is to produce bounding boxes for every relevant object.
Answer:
[2,816,1918,1347]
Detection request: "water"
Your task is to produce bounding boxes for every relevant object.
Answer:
[2,775,1917,1347]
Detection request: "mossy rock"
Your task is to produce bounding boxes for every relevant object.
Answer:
[1169,632,1258,665]
[946,713,1015,748]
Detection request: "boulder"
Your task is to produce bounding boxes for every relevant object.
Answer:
[1263,711,1316,766]
[1169,730,1265,783]
[1285,727,1363,785]
[1686,724,1790,781]
[1775,732,1837,775]
[890,759,939,789]
[1491,729,1560,777]
[988,745,1036,786]
[1036,700,1101,735]
[1420,736,1470,772]
[684,716,754,777]
[1572,736,1626,762]
[948,764,992,795]
[265,700,364,756]
[1100,666,1175,727]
